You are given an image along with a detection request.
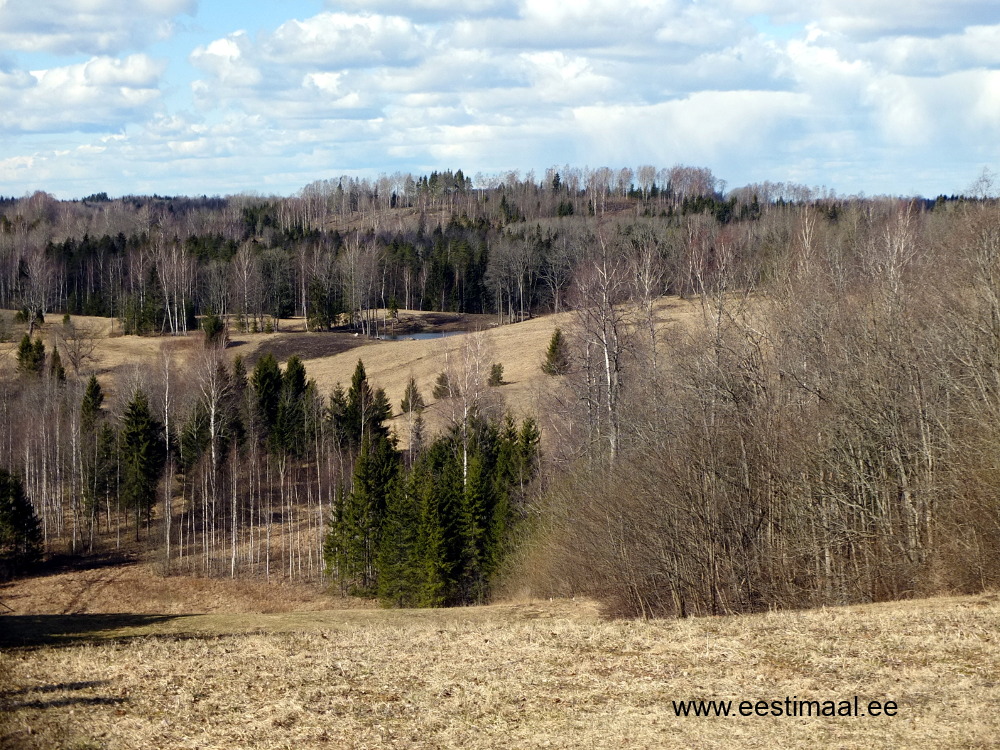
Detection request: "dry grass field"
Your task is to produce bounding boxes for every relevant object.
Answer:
[1,297,703,421]
[2,562,999,750]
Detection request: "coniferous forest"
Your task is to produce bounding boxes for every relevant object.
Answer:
[3,165,1000,615]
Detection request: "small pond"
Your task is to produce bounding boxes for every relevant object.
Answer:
[384,331,466,341]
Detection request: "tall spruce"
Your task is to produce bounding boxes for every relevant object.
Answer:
[376,473,421,606]
[80,375,104,436]
[343,359,391,447]
[0,468,42,576]
[251,352,282,441]
[327,431,400,595]
[119,388,166,534]
[48,346,66,382]
[276,355,307,455]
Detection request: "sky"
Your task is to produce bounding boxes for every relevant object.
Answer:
[2,0,1000,200]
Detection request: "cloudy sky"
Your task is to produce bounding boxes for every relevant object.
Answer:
[1,0,999,199]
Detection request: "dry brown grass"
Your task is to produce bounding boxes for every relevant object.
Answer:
[2,591,998,749]
[0,560,353,617]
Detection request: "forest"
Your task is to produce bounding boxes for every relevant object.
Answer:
[2,164,999,617]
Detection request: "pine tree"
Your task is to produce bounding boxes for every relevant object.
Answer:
[542,328,570,375]
[0,468,41,575]
[119,388,166,534]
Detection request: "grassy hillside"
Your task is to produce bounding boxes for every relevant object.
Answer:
[0,307,578,424]
[2,569,998,749]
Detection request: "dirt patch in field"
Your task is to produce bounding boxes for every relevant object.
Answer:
[232,331,369,365]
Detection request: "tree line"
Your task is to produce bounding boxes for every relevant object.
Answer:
[0,165,850,339]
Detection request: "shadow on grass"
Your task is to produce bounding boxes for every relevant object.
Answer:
[0,613,193,650]
[5,691,126,709]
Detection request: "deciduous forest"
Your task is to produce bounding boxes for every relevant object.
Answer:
[2,165,999,616]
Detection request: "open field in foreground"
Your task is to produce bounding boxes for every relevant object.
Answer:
[3,582,999,749]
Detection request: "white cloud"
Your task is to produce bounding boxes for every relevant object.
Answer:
[724,0,1000,39]
[332,0,518,21]
[857,24,1000,76]
[190,33,263,89]
[0,0,195,55]
[0,55,165,133]
[261,13,430,69]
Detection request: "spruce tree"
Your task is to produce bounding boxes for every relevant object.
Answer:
[328,431,399,595]
[48,345,66,382]
[400,376,425,415]
[376,474,421,606]
[119,388,166,533]
[327,384,349,448]
[276,355,307,455]
[432,371,457,399]
[80,375,104,436]
[344,359,391,446]
[251,352,282,440]
[0,468,41,575]
[16,334,44,376]
[542,327,570,375]
[80,375,108,528]
[488,363,505,386]
[412,452,448,607]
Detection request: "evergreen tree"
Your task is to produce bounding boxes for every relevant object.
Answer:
[80,375,111,530]
[275,355,307,455]
[202,311,226,347]
[48,345,66,382]
[80,375,104,436]
[432,371,457,400]
[327,431,399,595]
[400,375,425,414]
[0,468,41,576]
[488,363,505,386]
[376,474,421,606]
[542,327,570,375]
[16,334,45,376]
[413,458,448,606]
[251,352,282,440]
[179,401,211,471]
[327,384,349,449]
[119,388,166,533]
[343,359,391,447]
[83,424,119,532]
